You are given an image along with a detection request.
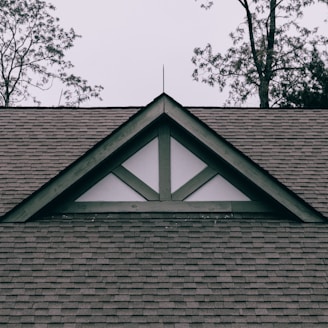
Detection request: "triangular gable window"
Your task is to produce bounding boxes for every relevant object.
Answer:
[122,137,159,193]
[185,175,250,202]
[76,173,146,202]
[170,137,207,193]
[59,119,270,216]
[75,134,250,203]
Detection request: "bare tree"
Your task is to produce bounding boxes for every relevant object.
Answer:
[0,0,103,107]
[193,0,328,107]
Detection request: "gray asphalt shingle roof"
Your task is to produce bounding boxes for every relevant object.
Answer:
[0,108,138,216]
[0,217,328,327]
[191,108,328,218]
[1,96,328,326]
[1,103,328,218]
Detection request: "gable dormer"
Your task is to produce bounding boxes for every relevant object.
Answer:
[2,94,325,223]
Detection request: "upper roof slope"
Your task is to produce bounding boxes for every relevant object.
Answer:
[0,95,327,218]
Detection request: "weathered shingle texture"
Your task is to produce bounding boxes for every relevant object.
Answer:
[1,106,328,217]
[0,108,137,216]
[1,102,328,327]
[0,217,328,327]
[191,108,328,218]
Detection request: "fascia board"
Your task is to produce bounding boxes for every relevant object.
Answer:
[163,96,326,223]
[1,95,166,223]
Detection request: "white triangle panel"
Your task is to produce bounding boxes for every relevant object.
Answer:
[76,173,146,202]
[171,137,207,192]
[122,138,159,192]
[185,175,250,201]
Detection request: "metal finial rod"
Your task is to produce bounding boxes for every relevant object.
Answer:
[163,65,165,93]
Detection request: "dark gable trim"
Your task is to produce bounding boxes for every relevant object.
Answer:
[1,95,165,223]
[1,94,326,223]
[61,201,271,214]
[163,96,325,223]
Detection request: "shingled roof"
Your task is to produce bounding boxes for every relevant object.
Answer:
[1,217,328,327]
[0,107,138,217]
[0,94,328,326]
[1,94,328,220]
[192,108,328,219]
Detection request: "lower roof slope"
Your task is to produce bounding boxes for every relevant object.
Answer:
[0,102,328,218]
[0,217,328,327]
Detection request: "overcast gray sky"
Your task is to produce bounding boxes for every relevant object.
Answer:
[39,0,327,107]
